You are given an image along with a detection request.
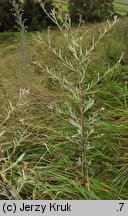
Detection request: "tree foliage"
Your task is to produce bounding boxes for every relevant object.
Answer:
[0,0,53,32]
[69,0,114,23]
[23,0,53,31]
[0,0,20,31]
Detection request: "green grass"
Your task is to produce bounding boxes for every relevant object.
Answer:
[114,1,128,15]
[0,17,128,200]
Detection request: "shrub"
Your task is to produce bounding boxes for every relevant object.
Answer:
[69,0,114,23]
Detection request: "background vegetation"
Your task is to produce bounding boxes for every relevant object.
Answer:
[0,9,128,199]
[0,0,128,32]
[54,0,128,15]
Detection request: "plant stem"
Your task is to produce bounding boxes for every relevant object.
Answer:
[79,84,88,185]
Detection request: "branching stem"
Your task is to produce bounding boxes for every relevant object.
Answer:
[79,84,88,184]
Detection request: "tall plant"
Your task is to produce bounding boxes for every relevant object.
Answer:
[11,0,31,80]
[34,5,122,185]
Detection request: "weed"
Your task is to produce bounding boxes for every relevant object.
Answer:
[35,7,122,186]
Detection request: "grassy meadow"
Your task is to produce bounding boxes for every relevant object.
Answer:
[114,0,128,15]
[0,16,128,200]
